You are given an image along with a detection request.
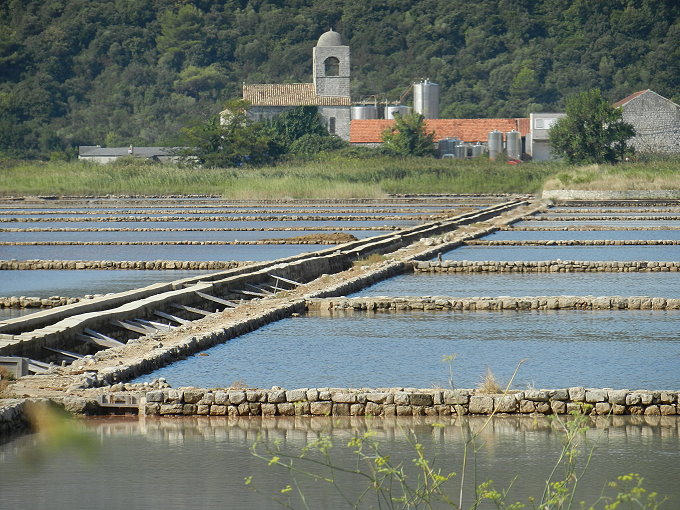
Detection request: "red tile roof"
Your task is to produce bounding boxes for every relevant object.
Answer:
[350,118,530,143]
[243,83,351,106]
[612,90,650,108]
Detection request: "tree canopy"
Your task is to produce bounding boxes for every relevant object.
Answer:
[381,112,435,157]
[0,0,678,159]
[549,89,635,164]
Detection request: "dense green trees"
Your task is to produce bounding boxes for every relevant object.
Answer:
[0,0,678,159]
[381,113,435,157]
[549,89,635,164]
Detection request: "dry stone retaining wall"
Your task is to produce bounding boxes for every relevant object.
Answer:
[138,387,680,418]
[467,239,680,246]
[413,260,680,273]
[0,260,249,270]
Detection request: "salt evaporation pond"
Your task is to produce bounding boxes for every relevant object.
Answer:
[487,229,680,241]
[0,269,214,298]
[0,243,329,261]
[1,416,678,510]
[135,310,680,390]
[513,219,680,228]
[1,229,392,243]
[350,271,680,298]
[440,244,680,261]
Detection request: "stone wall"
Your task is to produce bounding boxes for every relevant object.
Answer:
[0,296,82,309]
[306,296,680,311]
[467,239,680,246]
[0,259,248,270]
[0,399,30,437]
[413,260,680,273]
[139,387,680,417]
[542,190,680,201]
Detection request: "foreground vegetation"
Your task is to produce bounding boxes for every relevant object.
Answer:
[2,156,680,198]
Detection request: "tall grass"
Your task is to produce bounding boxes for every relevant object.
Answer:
[2,155,679,198]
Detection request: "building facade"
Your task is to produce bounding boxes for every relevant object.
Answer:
[614,90,680,154]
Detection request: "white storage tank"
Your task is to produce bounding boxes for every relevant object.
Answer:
[506,130,522,160]
[488,130,503,160]
[438,137,460,157]
[471,143,485,157]
[385,105,411,119]
[351,105,379,120]
[413,79,439,119]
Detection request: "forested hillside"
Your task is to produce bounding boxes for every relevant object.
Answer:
[1,0,678,159]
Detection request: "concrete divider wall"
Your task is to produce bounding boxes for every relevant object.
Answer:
[139,387,680,418]
[467,240,680,246]
[0,399,30,437]
[306,296,680,311]
[413,260,680,273]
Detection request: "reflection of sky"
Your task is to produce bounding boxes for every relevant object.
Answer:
[486,229,680,241]
[513,220,680,228]
[440,244,680,261]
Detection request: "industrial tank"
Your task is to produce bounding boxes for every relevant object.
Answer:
[438,137,460,157]
[385,105,411,119]
[488,130,503,160]
[471,143,485,157]
[413,79,439,119]
[506,130,522,160]
[351,105,379,120]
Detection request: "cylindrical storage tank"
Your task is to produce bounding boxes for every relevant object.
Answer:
[506,130,522,160]
[438,137,459,157]
[413,80,439,119]
[455,144,469,159]
[385,105,411,119]
[488,130,503,160]
[472,143,485,157]
[351,105,379,120]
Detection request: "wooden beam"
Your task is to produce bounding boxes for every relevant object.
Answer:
[84,328,122,345]
[234,289,267,297]
[195,291,238,307]
[154,310,191,325]
[245,283,274,295]
[269,274,302,286]
[110,319,149,335]
[170,303,214,317]
[134,318,174,331]
[77,333,124,349]
[43,346,83,359]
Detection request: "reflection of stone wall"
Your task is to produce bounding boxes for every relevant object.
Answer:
[137,386,679,417]
[413,260,680,273]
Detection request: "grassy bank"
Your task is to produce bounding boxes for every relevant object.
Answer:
[1,156,679,198]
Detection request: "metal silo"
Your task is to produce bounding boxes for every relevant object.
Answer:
[488,130,503,160]
[385,105,411,119]
[472,143,485,157]
[413,79,439,119]
[455,144,470,159]
[506,130,522,160]
[351,105,379,120]
[438,137,459,157]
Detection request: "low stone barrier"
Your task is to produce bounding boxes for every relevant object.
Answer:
[525,215,680,221]
[0,399,30,437]
[138,387,680,417]
[306,296,680,311]
[0,259,250,270]
[0,296,83,309]
[0,214,442,223]
[413,260,680,273]
[541,190,680,201]
[466,240,680,246]
[501,226,680,231]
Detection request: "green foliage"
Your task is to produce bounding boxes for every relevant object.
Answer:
[289,133,347,155]
[270,106,328,148]
[179,100,284,168]
[549,89,636,164]
[381,112,436,157]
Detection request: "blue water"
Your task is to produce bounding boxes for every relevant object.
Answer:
[440,244,680,261]
[351,271,680,298]
[487,229,680,241]
[513,220,680,228]
[135,311,680,390]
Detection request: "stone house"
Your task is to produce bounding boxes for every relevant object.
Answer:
[78,145,180,164]
[614,89,680,154]
[238,29,351,140]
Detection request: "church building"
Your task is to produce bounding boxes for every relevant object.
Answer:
[240,29,352,140]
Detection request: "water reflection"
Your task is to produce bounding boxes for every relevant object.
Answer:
[1,415,678,509]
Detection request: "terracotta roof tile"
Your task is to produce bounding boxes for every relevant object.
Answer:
[243,83,351,106]
[350,118,530,143]
[613,90,650,108]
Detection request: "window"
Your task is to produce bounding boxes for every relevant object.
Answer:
[329,117,336,134]
[324,57,340,76]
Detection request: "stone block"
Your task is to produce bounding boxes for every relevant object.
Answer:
[628,405,644,415]
[310,401,332,416]
[551,401,567,414]
[197,405,210,415]
[229,391,246,405]
[277,403,295,416]
[396,405,412,416]
[146,390,163,403]
[210,405,227,416]
[366,392,388,404]
[644,405,660,416]
[333,403,350,416]
[306,389,319,402]
[551,389,569,401]
[319,391,331,401]
[145,403,160,415]
[435,405,451,416]
[394,392,409,405]
[237,403,250,415]
[286,389,307,402]
[536,402,551,414]
[350,404,365,416]
[433,391,443,405]
[294,402,311,416]
[565,402,582,414]
[443,389,469,405]
[227,405,239,416]
[261,403,277,416]
[159,403,183,415]
[595,402,611,415]
[166,389,183,403]
[248,403,261,415]
[626,393,641,406]
[365,402,382,416]
[608,390,629,405]
[519,400,536,413]
[494,395,518,413]
[525,390,549,402]
[183,390,204,404]
[410,393,434,407]
[611,404,627,415]
[198,393,215,405]
[660,405,676,416]
[640,392,654,405]
[585,389,607,403]
[268,390,286,403]
[469,396,494,414]
[568,387,586,402]
[214,391,229,405]
[182,404,197,415]
[246,390,264,402]
[331,392,357,403]
[383,404,396,416]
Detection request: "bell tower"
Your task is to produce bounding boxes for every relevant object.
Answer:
[313,29,350,98]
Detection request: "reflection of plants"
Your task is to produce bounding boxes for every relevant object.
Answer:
[441,354,458,390]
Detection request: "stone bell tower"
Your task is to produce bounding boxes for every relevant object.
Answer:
[313,29,350,98]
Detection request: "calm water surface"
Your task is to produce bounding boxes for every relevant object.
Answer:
[1,416,678,510]
[135,311,680,390]
[441,244,680,261]
[0,269,214,297]
[487,229,680,241]
[351,271,680,298]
